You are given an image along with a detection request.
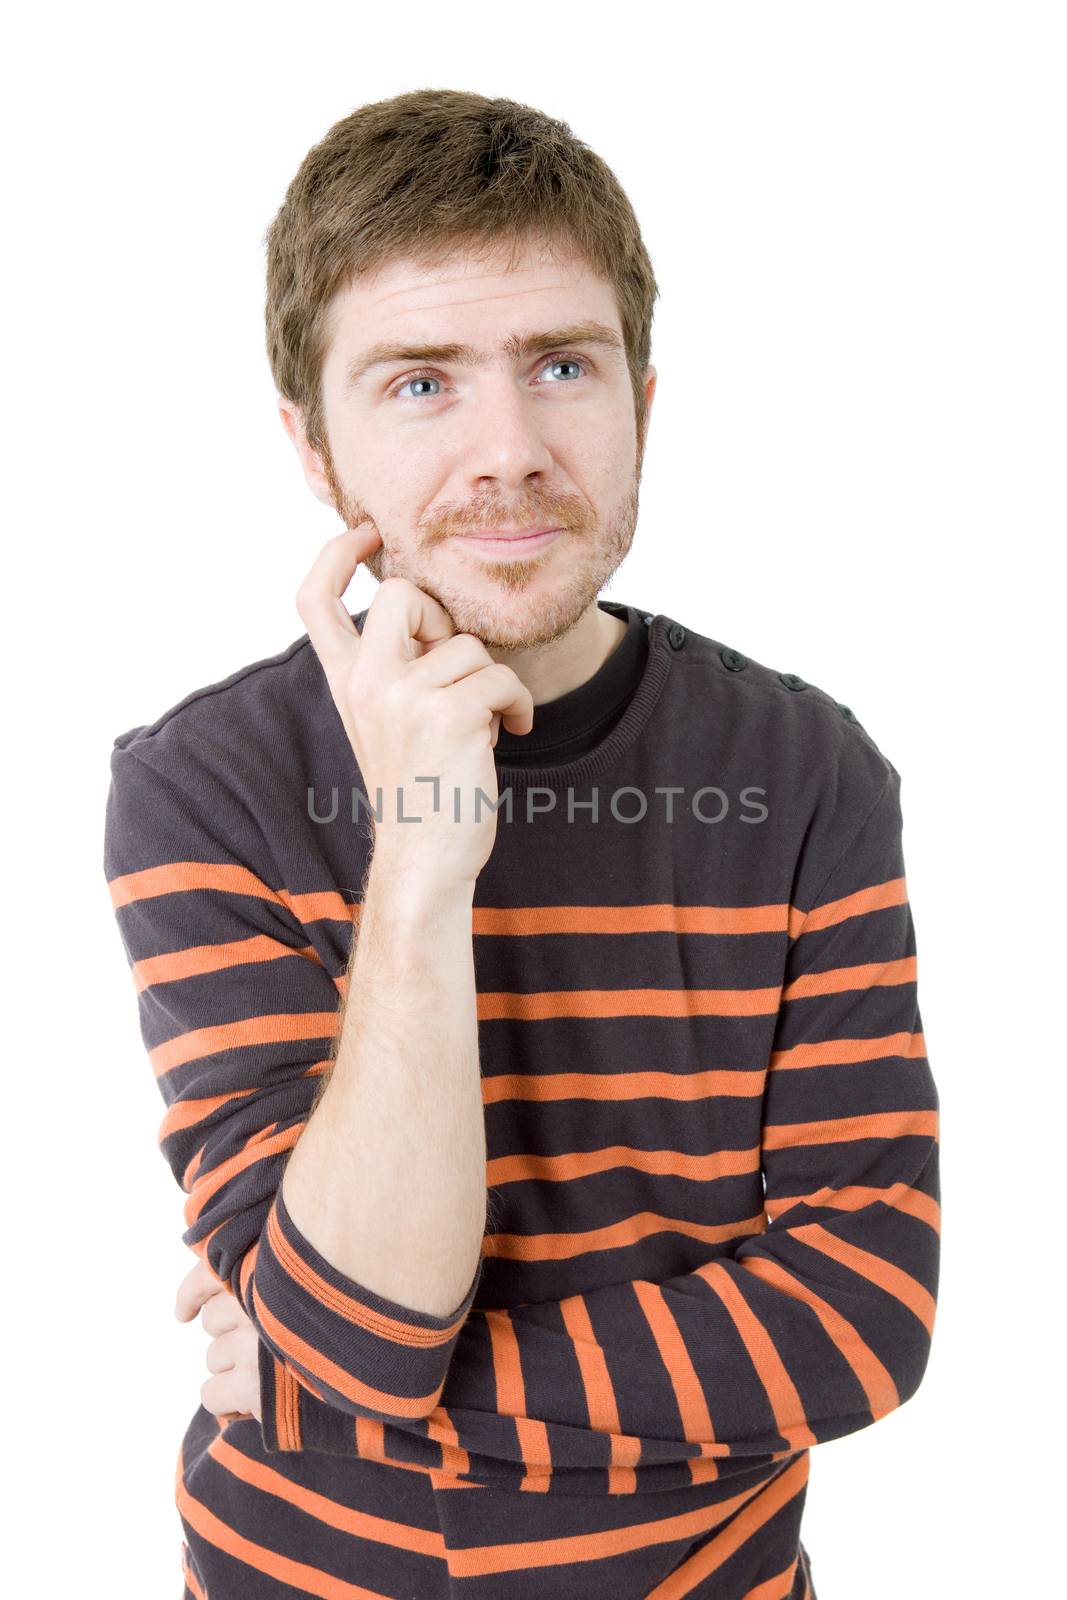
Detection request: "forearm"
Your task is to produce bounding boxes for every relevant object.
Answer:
[280,843,485,1318]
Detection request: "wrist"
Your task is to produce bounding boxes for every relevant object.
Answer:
[366,837,478,911]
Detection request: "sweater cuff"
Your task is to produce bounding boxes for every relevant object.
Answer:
[257,1336,369,1454]
[252,1182,483,1439]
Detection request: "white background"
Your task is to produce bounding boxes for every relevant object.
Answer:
[5,2,1064,1594]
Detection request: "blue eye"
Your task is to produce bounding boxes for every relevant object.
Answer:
[399,375,441,399]
[541,358,584,383]
[391,354,588,401]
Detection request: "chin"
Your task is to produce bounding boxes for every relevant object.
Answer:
[440,580,598,653]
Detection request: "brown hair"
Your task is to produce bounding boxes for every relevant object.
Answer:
[263,88,659,462]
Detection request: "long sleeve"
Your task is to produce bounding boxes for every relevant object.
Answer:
[104,739,483,1445]
[270,766,940,1482]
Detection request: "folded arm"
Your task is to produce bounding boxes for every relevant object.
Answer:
[261,769,941,1481]
[105,740,487,1434]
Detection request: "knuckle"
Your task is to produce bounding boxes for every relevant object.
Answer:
[484,661,517,690]
[458,634,492,667]
[377,575,412,599]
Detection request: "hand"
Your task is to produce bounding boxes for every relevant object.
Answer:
[175,1256,262,1425]
[295,529,534,888]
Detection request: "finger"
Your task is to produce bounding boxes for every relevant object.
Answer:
[201,1351,261,1420]
[404,630,495,692]
[455,663,535,736]
[174,1257,227,1322]
[354,577,457,689]
[294,524,382,683]
[201,1371,244,1418]
[205,1329,242,1375]
[200,1292,247,1337]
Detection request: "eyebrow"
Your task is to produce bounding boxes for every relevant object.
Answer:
[342,320,626,395]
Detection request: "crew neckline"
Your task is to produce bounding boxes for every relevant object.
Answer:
[491,599,646,769]
[492,601,673,793]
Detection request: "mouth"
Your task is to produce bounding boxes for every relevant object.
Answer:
[451,527,564,556]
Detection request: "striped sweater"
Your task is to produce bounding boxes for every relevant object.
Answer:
[103,598,940,1599]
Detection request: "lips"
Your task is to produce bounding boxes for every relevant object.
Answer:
[452,527,564,556]
[457,527,561,541]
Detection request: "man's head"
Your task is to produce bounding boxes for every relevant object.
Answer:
[265,90,659,651]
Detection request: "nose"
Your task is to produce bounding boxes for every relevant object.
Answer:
[459,371,556,491]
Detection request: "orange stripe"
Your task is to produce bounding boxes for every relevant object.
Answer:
[792,1222,938,1335]
[183,1123,301,1225]
[252,1284,439,1419]
[273,1357,302,1450]
[157,1062,328,1140]
[782,956,916,1002]
[738,1254,900,1420]
[700,1263,817,1450]
[134,934,326,993]
[345,1413,472,1480]
[482,1068,766,1105]
[180,1544,208,1600]
[109,865,901,944]
[422,1407,472,1480]
[632,1280,718,1465]
[478,986,782,1022]
[763,1108,938,1152]
[176,1479,383,1598]
[207,1433,445,1555]
[442,1456,793,1576]
[110,864,805,939]
[765,1181,941,1236]
[770,1031,926,1070]
[109,858,355,930]
[740,1557,802,1600]
[558,1296,639,1491]
[487,1144,759,1187]
[472,903,791,936]
[484,1308,555,1491]
[790,877,907,938]
[149,1011,340,1078]
[646,1454,811,1597]
[286,889,358,926]
[110,860,286,911]
[485,1209,766,1264]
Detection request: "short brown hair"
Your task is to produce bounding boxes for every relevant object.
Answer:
[263,89,659,460]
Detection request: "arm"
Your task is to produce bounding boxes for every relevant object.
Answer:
[105,741,487,1440]
[267,768,941,1483]
[260,838,489,1418]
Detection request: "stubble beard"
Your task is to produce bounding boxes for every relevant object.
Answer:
[318,436,645,653]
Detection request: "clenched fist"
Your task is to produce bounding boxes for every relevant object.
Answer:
[296,526,534,888]
[175,1256,262,1425]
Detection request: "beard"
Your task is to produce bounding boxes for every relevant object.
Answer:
[317,428,647,654]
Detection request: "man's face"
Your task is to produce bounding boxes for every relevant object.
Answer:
[281,235,656,651]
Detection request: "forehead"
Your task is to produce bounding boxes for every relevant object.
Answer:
[324,238,621,355]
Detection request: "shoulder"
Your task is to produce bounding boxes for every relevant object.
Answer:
[108,609,365,784]
[661,610,899,819]
[111,623,331,757]
[106,618,353,864]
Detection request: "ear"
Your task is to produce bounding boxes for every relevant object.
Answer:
[277,396,338,511]
[638,364,658,456]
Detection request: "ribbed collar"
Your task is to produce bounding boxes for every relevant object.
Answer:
[492,600,651,771]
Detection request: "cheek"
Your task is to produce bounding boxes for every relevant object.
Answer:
[364,545,388,583]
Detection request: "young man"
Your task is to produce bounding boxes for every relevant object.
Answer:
[103,89,940,1600]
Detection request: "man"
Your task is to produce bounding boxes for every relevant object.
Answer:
[104,89,940,1599]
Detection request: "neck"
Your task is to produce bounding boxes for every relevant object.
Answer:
[486,602,628,707]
